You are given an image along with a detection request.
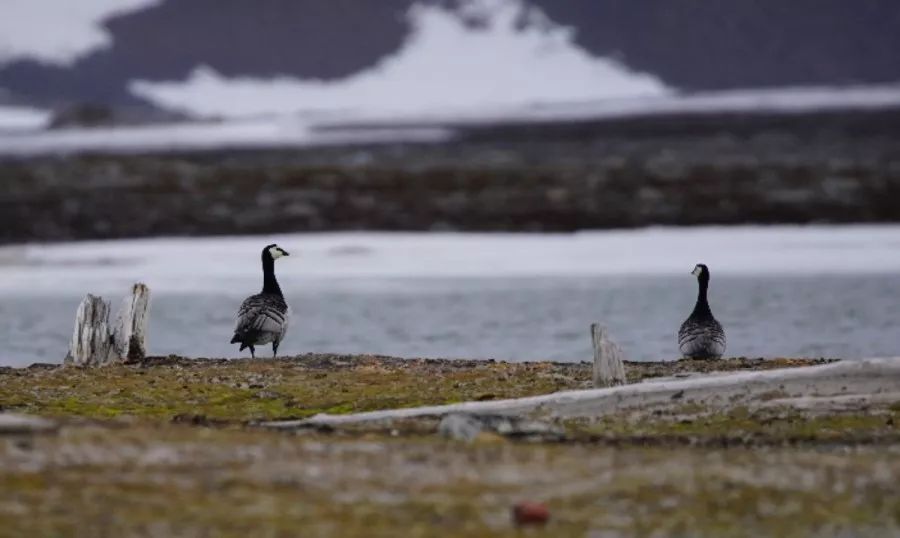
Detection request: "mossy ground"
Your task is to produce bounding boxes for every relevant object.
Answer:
[566,404,900,447]
[1,354,896,537]
[2,426,899,537]
[1,354,596,422]
[0,354,829,423]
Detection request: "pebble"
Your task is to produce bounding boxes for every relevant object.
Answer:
[512,501,550,526]
[438,414,482,442]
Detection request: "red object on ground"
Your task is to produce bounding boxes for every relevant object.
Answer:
[512,501,550,526]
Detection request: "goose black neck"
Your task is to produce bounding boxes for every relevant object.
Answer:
[692,275,712,317]
[261,255,283,296]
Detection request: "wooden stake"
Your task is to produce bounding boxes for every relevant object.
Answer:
[591,323,626,388]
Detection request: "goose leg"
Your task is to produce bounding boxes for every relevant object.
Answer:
[249,345,256,359]
[272,341,279,359]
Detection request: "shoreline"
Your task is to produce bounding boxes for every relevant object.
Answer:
[2,106,899,244]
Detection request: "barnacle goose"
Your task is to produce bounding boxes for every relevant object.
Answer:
[678,263,726,359]
[230,244,291,358]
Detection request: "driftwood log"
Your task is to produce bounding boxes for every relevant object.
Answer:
[64,283,150,366]
[263,357,900,430]
[591,323,627,388]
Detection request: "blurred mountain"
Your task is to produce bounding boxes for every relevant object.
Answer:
[0,0,897,117]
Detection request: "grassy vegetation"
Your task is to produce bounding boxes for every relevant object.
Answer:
[567,405,900,446]
[2,354,896,537]
[2,426,899,537]
[0,355,830,423]
[0,355,594,422]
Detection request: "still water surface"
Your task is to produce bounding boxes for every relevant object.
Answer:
[2,274,898,367]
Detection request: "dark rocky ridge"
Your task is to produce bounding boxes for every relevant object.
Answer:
[1,107,899,244]
[0,0,898,109]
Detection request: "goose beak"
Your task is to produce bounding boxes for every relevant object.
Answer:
[282,250,290,257]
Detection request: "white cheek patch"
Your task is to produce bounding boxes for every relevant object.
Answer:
[269,246,284,259]
[692,266,702,276]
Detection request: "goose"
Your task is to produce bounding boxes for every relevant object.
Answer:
[678,263,726,359]
[231,244,291,358]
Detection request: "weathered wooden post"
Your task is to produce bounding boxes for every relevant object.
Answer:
[591,323,626,388]
[65,294,112,366]
[112,283,151,361]
[65,283,150,366]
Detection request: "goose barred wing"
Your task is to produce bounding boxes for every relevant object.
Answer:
[678,318,726,358]
[234,293,289,340]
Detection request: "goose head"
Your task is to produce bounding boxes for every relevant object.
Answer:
[691,263,710,281]
[263,244,290,261]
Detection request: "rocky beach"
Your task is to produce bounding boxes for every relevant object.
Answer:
[2,108,899,244]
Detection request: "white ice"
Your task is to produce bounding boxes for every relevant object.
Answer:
[0,115,451,156]
[2,82,899,155]
[320,83,900,127]
[0,0,160,66]
[2,225,900,295]
[0,104,50,132]
[130,0,668,118]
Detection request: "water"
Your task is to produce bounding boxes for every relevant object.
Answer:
[3,274,899,367]
[3,226,900,367]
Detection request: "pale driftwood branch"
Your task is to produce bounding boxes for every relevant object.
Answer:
[65,284,151,366]
[260,357,900,430]
[591,323,626,388]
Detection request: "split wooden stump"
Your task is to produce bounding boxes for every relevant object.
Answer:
[65,283,151,366]
[591,323,627,388]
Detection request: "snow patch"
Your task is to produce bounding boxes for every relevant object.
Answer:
[130,0,667,118]
[3,225,900,294]
[0,104,50,132]
[0,0,161,66]
[2,84,899,155]
[0,116,451,156]
[323,84,900,127]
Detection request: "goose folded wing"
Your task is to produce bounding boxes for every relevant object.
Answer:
[235,295,287,337]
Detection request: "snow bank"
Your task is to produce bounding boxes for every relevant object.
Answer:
[130,0,667,118]
[2,225,900,294]
[0,116,451,155]
[0,0,160,66]
[3,84,899,155]
[321,84,900,127]
[0,104,50,132]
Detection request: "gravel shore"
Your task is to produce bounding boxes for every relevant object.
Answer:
[2,108,899,244]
